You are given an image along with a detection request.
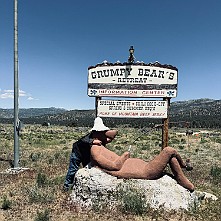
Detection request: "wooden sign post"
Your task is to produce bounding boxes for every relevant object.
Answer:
[95,97,101,117]
[162,98,170,149]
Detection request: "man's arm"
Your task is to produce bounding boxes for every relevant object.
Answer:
[91,145,129,171]
[81,134,102,146]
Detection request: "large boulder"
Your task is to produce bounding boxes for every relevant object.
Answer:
[70,165,214,211]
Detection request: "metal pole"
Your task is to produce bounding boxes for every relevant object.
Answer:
[14,0,19,168]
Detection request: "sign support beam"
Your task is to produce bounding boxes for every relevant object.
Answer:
[95,97,101,117]
[162,98,170,149]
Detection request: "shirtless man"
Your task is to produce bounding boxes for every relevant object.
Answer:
[90,130,194,192]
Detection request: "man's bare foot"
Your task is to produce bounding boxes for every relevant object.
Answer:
[185,159,193,171]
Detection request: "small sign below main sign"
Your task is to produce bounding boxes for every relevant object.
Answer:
[97,99,168,118]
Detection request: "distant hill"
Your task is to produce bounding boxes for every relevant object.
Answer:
[169,98,221,128]
[0,99,220,128]
[0,107,66,118]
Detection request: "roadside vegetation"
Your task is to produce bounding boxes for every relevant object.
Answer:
[0,124,220,220]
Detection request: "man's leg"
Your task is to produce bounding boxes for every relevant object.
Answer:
[144,147,188,179]
[64,152,81,191]
[169,157,194,192]
[144,146,194,191]
[144,146,179,179]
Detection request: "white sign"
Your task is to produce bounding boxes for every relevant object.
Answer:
[88,65,178,98]
[97,100,168,118]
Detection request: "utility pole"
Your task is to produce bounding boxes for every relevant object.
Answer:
[14,0,19,168]
[1,1,28,174]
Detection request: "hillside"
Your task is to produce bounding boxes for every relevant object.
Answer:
[0,99,220,128]
[170,99,221,128]
[0,107,66,119]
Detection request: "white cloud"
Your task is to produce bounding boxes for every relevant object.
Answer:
[0,92,14,99]
[27,96,39,101]
[19,90,28,97]
[0,89,38,101]
[0,89,15,99]
[3,90,9,92]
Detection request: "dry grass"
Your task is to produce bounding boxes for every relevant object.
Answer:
[0,124,220,220]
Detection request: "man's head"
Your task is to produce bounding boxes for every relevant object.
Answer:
[91,117,118,145]
[105,130,118,141]
[92,130,118,145]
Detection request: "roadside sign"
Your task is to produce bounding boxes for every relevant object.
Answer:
[97,99,168,118]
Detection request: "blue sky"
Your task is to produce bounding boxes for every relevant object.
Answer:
[0,0,220,110]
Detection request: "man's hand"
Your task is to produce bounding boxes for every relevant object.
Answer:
[122,151,130,160]
[92,139,102,146]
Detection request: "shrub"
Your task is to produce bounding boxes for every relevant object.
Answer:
[54,152,60,160]
[141,143,151,150]
[152,149,160,155]
[178,145,185,150]
[155,141,160,146]
[50,175,65,185]
[29,152,41,162]
[1,195,12,210]
[114,145,123,151]
[35,209,50,221]
[215,137,221,144]
[91,195,108,212]
[25,186,54,204]
[200,138,207,144]
[210,165,221,184]
[48,158,54,164]
[36,172,48,188]
[59,139,66,144]
[151,135,159,141]
[181,138,186,144]
[169,138,180,145]
[117,183,147,215]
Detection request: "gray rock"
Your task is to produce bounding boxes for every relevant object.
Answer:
[70,166,211,211]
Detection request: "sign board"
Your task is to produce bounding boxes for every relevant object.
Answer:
[97,100,168,118]
[88,64,178,98]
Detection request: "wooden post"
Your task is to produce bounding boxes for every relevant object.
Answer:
[95,97,101,117]
[162,98,170,149]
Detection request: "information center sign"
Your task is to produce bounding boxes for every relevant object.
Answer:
[97,100,168,118]
[88,65,178,98]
